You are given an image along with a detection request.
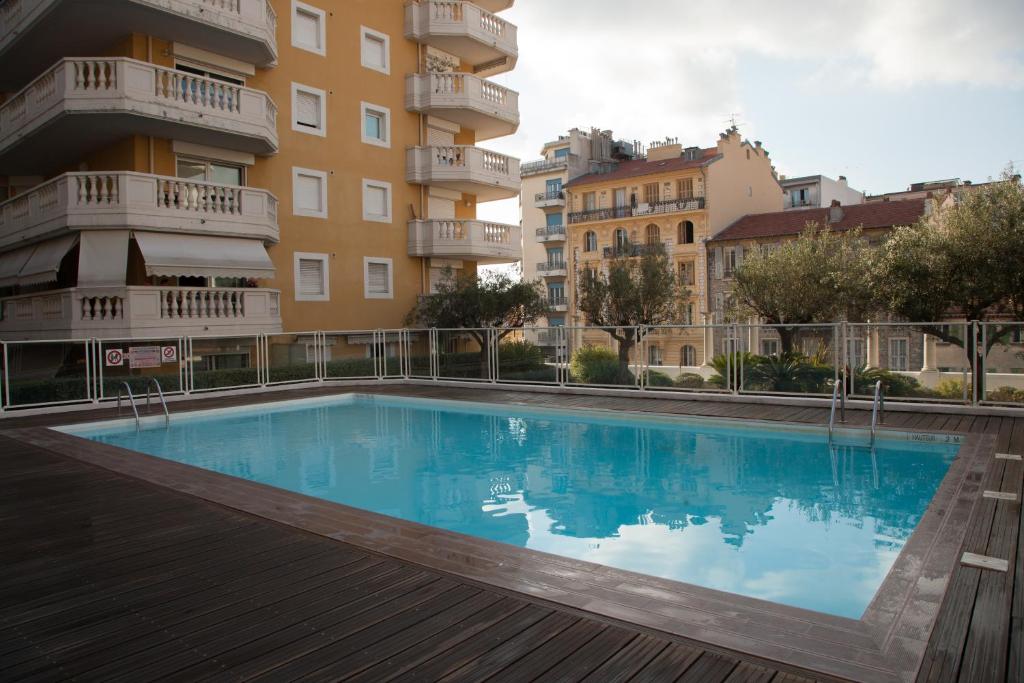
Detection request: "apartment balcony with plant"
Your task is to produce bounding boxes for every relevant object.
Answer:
[0,0,278,91]
[0,58,278,174]
[405,0,518,77]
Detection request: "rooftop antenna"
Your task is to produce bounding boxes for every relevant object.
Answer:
[724,113,743,131]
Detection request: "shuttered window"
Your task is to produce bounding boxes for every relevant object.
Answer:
[644,183,659,204]
[364,259,392,298]
[292,168,327,218]
[678,178,694,199]
[296,91,320,128]
[293,5,323,53]
[361,28,389,73]
[292,84,326,136]
[298,259,324,296]
[362,180,391,223]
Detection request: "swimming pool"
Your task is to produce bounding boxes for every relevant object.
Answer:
[63,394,960,619]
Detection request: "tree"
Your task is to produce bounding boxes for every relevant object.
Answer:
[576,242,687,373]
[405,267,548,377]
[876,169,1024,386]
[732,225,878,352]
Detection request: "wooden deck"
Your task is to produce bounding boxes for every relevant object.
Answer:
[1,384,1021,682]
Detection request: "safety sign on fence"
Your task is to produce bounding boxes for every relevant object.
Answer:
[161,346,178,363]
[105,349,124,367]
[129,346,162,369]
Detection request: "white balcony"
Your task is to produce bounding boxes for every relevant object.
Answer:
[0,172,279,251]
[406,73,519,141]
[547,296,568,312]
[406,146,519,202]
[0,0,277,90]
[0,58,278,174]
[536,262,568,278]
[535,226,566,243]
[405,1,518,77]
[534,190,566,209]
[0,286,282,340]
[408,219,521,263]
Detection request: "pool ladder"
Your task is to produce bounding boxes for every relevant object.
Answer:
[117,378,170,429]
[828,380,883,446]
[827,381,845,444]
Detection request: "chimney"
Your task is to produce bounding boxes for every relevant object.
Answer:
[838,175,848,186]
[828,200,843,224]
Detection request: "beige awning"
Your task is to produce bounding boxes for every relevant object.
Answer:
[0,245,36,288]
[134,232,275,279]
[16,235,79,286]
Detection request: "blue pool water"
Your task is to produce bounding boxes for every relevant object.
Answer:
[66,395,959,618]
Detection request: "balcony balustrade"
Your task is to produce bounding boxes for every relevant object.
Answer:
[408,219,521,263]
[406,145,519,202]
[521,156,574,177]
[568,197,706,224]
[0,0,277,90]
[535,225,566,243]
[0,57,278,173]
[547,296,568,312]
[406,72,519,141]
[405,1,518,77]
[534,190,566,209]
[0,172,279,250]
[0,286,282,339]
[536,262,568,277]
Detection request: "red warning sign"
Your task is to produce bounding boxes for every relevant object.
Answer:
[105,349,124,367]
[162,345,178,363]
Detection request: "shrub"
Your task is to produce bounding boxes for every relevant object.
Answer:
[987,386,1024,403]
[497,340,544,368]
[570,345,634,386]
[707,352,759,388]
[501,367,558,383]
[674,372,706,389]
[641,370,674,387]
[744,352,832,393]
[852,366,924,398]
[934,378,968,400]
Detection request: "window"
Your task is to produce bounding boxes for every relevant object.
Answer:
[791,188,809,207]
[553,148,570,159]
[643,182,659,204]
[614,228,628,250]
[678,178,694,199]
[549,317,565,327]
[364,257,393,299]
[583,191,596,211]
[548,284,565,304]
[176,158,243,186]
[678,220,695,244]
[723,247,739,278]
[545,178,563,199]
[546,247,564,265]
[292,83,326,136]
[360,26,390,74]
[681,345,697,366]
[583,231,597,252]
[613,187,626,208]
[362,179,392,223]
[645,224,660,245]
[847,338,866,368]
[683,303,695,325]
[292,1,326,55]
[679,261,695,286]
[294,252,329,301]
[761,339,780,357]
[545,212,563,228]
[889,338,909,371]
[292,167,327,218]
[648,345,663,366]
[360,102,390,148]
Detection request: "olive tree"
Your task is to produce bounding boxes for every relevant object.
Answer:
[731,224,878,352]
[576,242,687,372]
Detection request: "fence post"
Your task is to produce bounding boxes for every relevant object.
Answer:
[0,341,6,415]
[638,325,647,391]
[732,324,741,396]
[974,320,982,406]
[430,328,438,380]
[557,326,566,386]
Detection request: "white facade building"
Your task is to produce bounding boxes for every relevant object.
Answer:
[780,175,864,211]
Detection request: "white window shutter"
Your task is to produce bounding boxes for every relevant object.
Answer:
[295,10,320,49]
[298,259,324,296]
[367,262,390,294]
[735,245,744,267]
[365,185,387,217]
[363,34,386,69]
[295,174,322,213]
[714,247,724,278]
[296,91,320,127]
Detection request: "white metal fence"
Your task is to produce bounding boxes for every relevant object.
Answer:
[2,321,1022,414]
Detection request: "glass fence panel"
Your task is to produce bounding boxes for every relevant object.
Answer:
[982,322,1024,405]
[4,339,92,408]
[847,322,971,402]
[736,324,838,396]
[436,328,491,382]
[640,325,724,393]
[495,328,560,384]
[265,332,320,385]
[188,335,261,392]
[322,330,379,380]
[565,326,640,389]
[97,337,186,400]
[379,330,406,378]
[405,330,433,379]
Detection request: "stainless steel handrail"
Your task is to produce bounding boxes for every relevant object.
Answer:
[828,382,840,442]
[116,381,140,429]
[870,380,885,445]
[145,377,170,424]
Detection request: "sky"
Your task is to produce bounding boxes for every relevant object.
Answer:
[474,0,1024,230]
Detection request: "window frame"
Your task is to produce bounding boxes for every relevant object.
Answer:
[889,337,910,372]
[360,101,391,148]
[583,231,597,252]
[361,178,393,224]
[291,0,327,56]
[293,251,330,302]
[291,82,327,137]
[176,156,245,186]
[363,257,394,300]
[360,25,391,75]
[681,345,697,366]
[291,166,328,219]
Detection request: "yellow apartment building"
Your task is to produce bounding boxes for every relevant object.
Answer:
[562,128,781,368]
[0,0,521,355]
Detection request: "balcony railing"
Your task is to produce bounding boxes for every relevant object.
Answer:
[568,197,705,224]
[405,1,518,77]
[0,0,278,90]
[405,72,519,141]
[547,296,568,311]
[602,243,666,259]
[406,145,519,202]
[408,219,521,263]
[534,190,566,208]
[535,225,566,242]
[0,172,279,249]
[536,262,568,276]
[521,156,574,177]
[0,58,278,169]
[0,286,282,339]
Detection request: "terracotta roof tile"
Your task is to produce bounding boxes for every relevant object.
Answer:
[710,198,928,242]
[564,148,719,188]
